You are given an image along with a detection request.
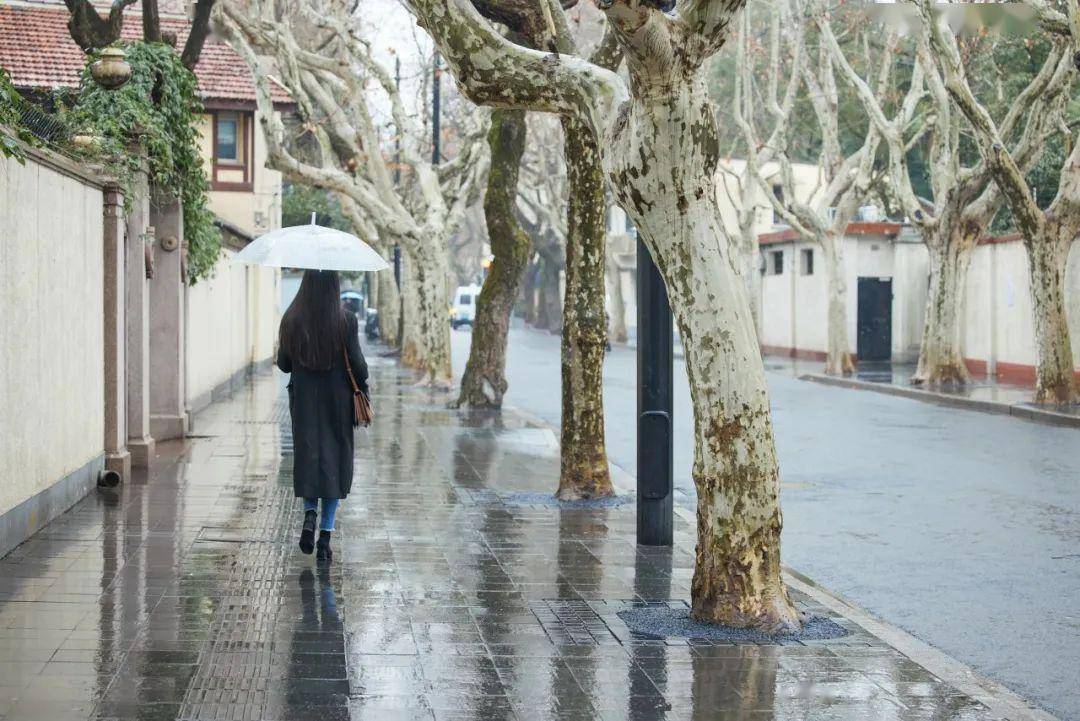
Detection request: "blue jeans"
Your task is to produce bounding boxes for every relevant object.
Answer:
[303,498,339,532]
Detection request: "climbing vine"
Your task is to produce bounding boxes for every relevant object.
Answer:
[70,43,220,282]
[0,68,37,162]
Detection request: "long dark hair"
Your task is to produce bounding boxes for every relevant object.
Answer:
[279,270,345,371]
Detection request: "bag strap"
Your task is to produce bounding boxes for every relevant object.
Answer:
[342,333,361,395]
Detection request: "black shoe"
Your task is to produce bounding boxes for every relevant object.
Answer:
[299,510,317,555]
[316,530,333,563]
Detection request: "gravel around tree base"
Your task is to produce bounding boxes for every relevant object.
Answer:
[498,492,633,508]
[618,606,851,642]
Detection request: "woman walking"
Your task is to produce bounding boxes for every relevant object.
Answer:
[277,270,368,562]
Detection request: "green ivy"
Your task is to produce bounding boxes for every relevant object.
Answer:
[0,68,37,162]
[69,43,220,283]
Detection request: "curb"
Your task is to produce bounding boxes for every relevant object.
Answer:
[799,373,1080,429]
[783,568,1060,721]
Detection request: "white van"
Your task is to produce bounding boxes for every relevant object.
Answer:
[451,284,481,329]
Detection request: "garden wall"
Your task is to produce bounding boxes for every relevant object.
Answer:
[0,149,107,556]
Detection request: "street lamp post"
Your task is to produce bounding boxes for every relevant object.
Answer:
[636,234,674,546]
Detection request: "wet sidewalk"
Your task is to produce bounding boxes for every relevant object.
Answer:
[0,357,1053,720]
[763,356,1080,427]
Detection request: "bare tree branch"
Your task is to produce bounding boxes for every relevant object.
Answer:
[918,0,1068,237]
[408,0,625,137]
[63,0,138,52]
[182,0,218,69]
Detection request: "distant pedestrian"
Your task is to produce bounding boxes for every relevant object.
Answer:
[277,270,368,563]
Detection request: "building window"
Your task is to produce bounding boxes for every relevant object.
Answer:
[800,248,814,276]
[211,110,254,191]
[770,250,784,275]
[215,113,239,162]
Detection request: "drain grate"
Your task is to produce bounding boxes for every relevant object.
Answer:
[530,600,619,645]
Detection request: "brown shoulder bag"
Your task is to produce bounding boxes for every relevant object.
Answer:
[343,341,373,427]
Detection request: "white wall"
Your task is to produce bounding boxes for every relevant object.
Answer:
[0,152,105,516]
[761,235,893,356]
[759,229,1079,374]
[760,245,794,350]
[891,240,929,362]
[185,249,279,412]
[963,240,1080,372]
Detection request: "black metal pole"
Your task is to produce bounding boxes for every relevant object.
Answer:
[636,234,673,546]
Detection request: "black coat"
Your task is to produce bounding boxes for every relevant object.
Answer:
[277,312,369,500]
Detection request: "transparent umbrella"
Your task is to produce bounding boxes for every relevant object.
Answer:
[234,214,390,272]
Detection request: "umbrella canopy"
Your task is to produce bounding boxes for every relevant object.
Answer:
[235,216,390,272]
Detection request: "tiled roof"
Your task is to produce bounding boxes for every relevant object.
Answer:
[758,222,904,245]
[0,2,291,105]
[758,222,1030,247]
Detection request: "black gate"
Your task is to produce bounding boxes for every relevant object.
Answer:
[857,277,892,361]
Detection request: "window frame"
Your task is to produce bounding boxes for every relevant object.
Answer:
[210,108,255,192]
[214,112,241,164]
[800,248,814,276]
[770,250,784,276]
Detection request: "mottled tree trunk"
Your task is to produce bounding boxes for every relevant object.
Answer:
[736,185,762,335]
[557,118,613,500]
[607,80,799,631]
[741,246,761,335]
[535,255,563,333]
[400,253,422,367]
[376,263,401,349]
[821,235,855,375]
[368,268,379,308]
[912,223,979,386]
[606,251,629,344]
[1026,231,1078,404]
[520,260,538,324]
[411,244,453,386]
[456,109,531,408]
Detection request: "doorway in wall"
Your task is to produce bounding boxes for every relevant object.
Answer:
[857,277,892,361]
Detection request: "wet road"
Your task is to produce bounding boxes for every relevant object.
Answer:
[451,324,1080,721]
